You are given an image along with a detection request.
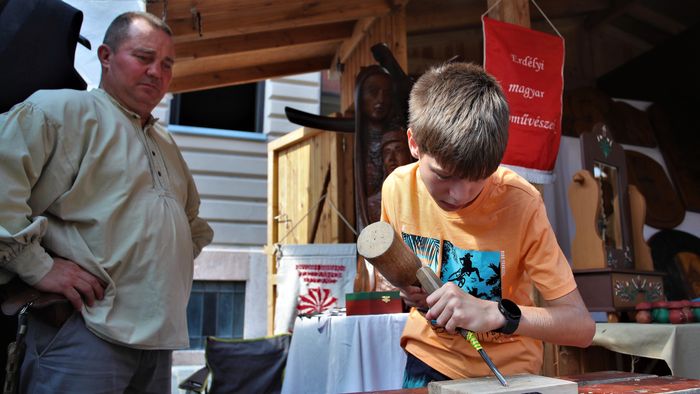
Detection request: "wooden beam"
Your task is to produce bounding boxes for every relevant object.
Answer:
[406,0,488,34]
[406,0,609,35]
[329,17,378,76]
[175,21,354,60]
[169,56,333,93]
[174,41,339,78]
[164,0,392,42]
[626,4,686,35]
[154,0,380,21]
[584,0,634,31]
[610,14,672,47]
[597,24,654,51]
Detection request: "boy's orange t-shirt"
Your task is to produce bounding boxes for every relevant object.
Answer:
[380,163,577,379]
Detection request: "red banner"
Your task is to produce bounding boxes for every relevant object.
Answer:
[483,16,564,183]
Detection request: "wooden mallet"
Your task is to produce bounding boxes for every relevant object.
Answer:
[356,221,508,386]
[356,221,422,288]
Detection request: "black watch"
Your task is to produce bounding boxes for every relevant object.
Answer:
[495,298,521,335]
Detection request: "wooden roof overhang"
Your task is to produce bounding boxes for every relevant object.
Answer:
[147,0,406,93]
[146,0,700,95]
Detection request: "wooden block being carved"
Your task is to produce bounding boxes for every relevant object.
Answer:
[428,374,577,394]
[357,221,422,288]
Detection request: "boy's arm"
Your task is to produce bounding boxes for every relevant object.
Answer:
[425,281,595,348]
[518,288,594,347]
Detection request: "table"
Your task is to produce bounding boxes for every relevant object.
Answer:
[592,323,700,379]
[354,372,700,394]
[282,313,408,394]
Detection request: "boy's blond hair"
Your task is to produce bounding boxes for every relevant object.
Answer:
[409,62,509,180]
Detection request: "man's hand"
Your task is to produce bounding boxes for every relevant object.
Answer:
[399,285,429,309]
[424,282,504,334]
[34,257,107,311]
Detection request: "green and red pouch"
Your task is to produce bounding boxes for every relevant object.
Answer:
[345,291,402,315]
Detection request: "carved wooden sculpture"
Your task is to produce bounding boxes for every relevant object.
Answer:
[628,185,654,271]
[354,66,395,228]
[354,66,414,228]
[570,124,665,313]
[578,124,634,269]
[284,44,414,234]
[569,169,605,269]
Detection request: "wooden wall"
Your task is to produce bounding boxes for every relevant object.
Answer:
[340,7,408,113]
[167,73,322,248]
[266,127,355,333]
[264,73,322,139]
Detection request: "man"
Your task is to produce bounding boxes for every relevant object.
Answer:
[0,12,213,393]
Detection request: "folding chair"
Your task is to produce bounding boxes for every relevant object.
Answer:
[179,333,291,394]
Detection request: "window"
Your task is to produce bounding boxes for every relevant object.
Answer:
[186,281,246,349]
[170,83,264,132]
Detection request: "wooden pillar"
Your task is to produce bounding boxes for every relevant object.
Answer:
[487,0,530,28]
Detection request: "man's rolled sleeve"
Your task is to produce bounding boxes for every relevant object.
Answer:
[0,216,53,285]
[0,100,61,285]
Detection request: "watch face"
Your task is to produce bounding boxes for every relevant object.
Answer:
[501,299,521,319]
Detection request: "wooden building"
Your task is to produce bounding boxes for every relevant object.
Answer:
[143,0,700,378]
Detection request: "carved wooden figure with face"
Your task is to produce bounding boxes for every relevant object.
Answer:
[361,72,393,129]
[381,129,412,176]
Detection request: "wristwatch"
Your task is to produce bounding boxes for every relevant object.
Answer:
[495,298,521,334]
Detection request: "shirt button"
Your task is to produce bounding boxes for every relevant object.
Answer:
[152,151,156,156]
[158,171,162,176]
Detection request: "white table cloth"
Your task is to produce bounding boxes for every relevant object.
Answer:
[592,323,700,379]
[282,313,408,394]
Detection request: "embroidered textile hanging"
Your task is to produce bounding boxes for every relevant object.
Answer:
[483,16,565,183]
[273,244,356,334]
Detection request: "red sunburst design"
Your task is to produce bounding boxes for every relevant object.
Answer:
[297,287,337,314]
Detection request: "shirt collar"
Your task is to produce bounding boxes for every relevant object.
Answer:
[91,88,159,127]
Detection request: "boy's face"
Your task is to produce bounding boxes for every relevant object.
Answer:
[407,129,487,212]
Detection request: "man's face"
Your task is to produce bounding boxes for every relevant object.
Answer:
[407,128,487,212]
[361,74,392,123]
[98,19,174,120]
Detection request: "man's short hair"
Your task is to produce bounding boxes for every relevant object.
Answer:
[408,62,509,180]
[103,11,172,51]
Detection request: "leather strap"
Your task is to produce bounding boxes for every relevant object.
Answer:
[1,283,69,316]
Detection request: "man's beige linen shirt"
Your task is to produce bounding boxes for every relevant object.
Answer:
[0,89,213,349]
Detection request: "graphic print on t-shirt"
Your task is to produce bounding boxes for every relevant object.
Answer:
[441,240,501,301]
[401,232,441,273]
[401,233,502,301]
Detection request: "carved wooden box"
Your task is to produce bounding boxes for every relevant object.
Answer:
[574,268,665,312]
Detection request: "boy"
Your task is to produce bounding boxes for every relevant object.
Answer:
[379,62,594,387]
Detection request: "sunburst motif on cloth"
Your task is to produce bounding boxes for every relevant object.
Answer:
[297,287,337,314]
